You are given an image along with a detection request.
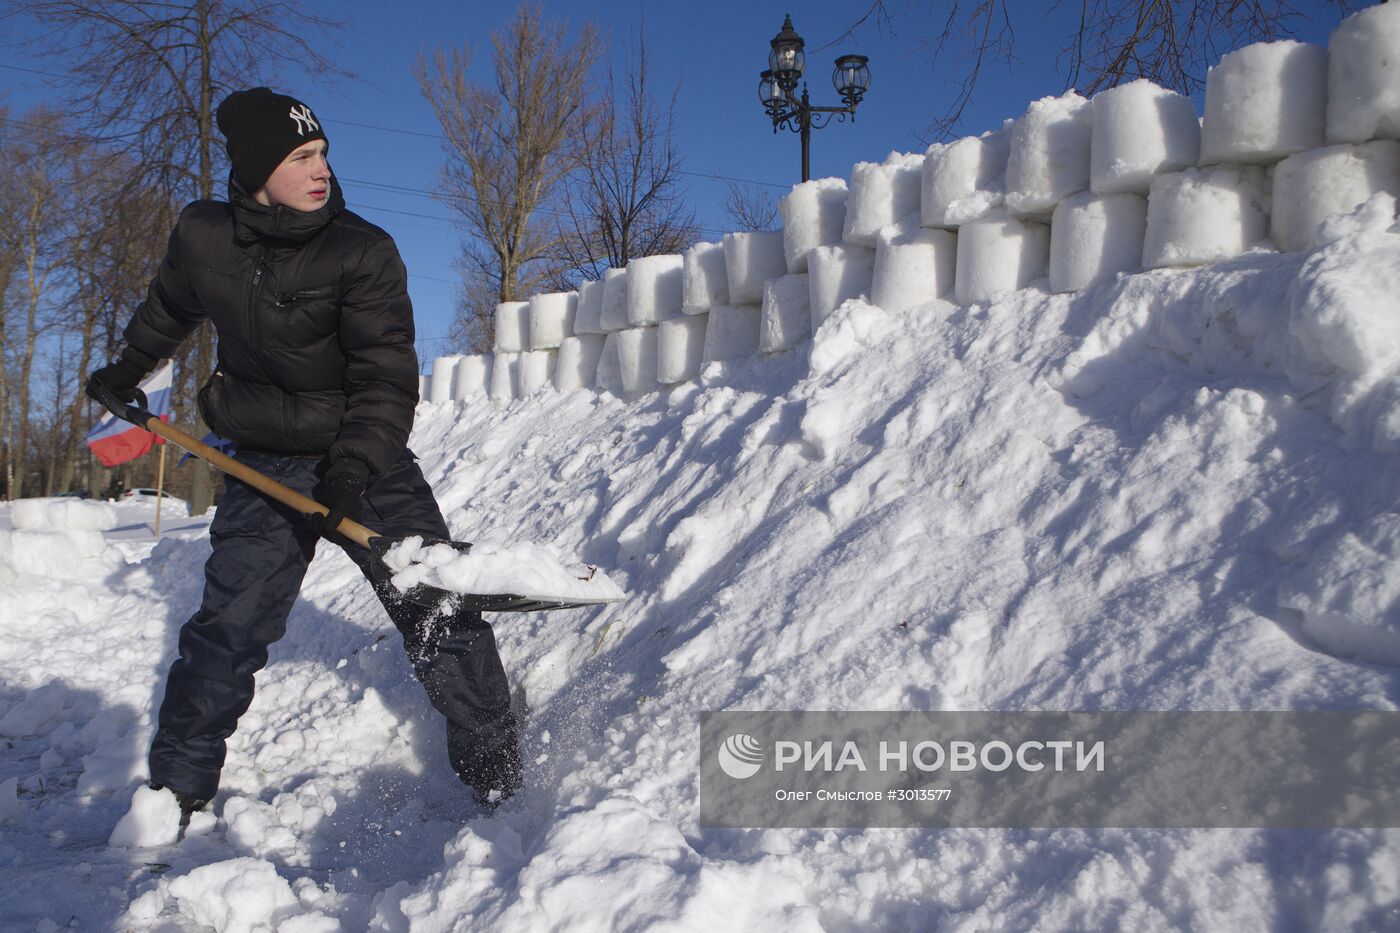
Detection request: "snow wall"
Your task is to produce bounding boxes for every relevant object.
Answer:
[419,5,1400,666]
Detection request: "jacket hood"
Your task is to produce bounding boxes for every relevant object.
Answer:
[228,173,345,245]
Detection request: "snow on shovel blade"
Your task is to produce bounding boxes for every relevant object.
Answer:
[368,537,624,613]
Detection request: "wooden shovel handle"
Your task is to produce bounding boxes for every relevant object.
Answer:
[140,415,377,549]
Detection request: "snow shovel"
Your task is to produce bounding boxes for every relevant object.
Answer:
[90,386,615,613]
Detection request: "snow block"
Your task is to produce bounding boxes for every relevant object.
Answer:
[574,278,607,335]
[627,254,684,325]
[871,227,957,312]
[616,326,659,393]
[1328,2,1400,144]
[1200,40,1327,164]
[701,303,761,363]
[555,334,605,392]
[954,211,1050,304]
[1004,91,1093,218]
[452,354,491,399]
[494,301,529,352]
[780,177,848,273]
[1272,141,1400,253]
[808,243,876,331]
[922,124,1012,228]
[428,355,462,403]
[599,267,631,333]
[418,374,429,402]
[657,314,707,384]
[760,273,811,353]
[528,291,577,349]
[518,349,556,395]
[1143,166,1269,268]
[723,231,787,305]
[1090,80,1201,195]
[1049,191,1148,293]
[683,241,729,314]
[595,333,624,394]
[843,152,925,246]
[489,352,520,402]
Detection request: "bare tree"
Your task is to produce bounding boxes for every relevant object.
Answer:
[721,181,781,232]
[416,4,601,352]
[554,29,699,286]
[0,109,66,499]
[6,0,351,511]
[838,0,1355,139]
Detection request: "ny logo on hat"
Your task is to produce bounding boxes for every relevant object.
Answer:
[289,104,319,136]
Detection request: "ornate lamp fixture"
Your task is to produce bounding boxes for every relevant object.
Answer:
[758,15,873,182]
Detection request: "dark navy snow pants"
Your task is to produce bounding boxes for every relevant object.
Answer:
[148,450,516,799]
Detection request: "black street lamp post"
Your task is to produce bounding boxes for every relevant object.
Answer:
[759,14,872,183]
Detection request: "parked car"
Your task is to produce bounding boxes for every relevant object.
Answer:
[118,488,191,514]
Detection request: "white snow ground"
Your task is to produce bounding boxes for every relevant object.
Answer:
[4,212,1400,931]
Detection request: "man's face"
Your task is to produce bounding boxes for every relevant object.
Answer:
[255,139,331,212]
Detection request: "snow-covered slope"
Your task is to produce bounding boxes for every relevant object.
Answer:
[4,212,1400,931]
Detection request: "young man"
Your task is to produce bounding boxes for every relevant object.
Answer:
[85,87,521,816]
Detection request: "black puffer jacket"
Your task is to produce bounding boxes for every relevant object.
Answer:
[124,176,419,480]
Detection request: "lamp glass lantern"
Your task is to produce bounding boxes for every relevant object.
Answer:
[833,54,870,107]
[769,15,805,91]
[758,69,785,112]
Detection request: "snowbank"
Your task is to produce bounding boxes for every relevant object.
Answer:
[10,497,117,532]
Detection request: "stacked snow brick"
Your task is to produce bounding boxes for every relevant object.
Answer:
[453,355,491,399]
[843,153,924,246]
[922,123,1012,228]
[780,178,848,273]
[433,3,1400,405]
[808,243,876,329]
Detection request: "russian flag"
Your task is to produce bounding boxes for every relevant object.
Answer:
[86,361,174,467]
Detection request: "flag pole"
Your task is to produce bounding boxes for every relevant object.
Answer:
[153,441,167,538]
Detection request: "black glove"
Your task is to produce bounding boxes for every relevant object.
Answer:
[312,457,370,541]
[85,347,158,411]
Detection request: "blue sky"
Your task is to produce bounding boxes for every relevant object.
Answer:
[1,0,1354,369]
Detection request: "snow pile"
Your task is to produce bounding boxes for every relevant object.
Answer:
[0,527,120,579]
[383,537,624,603]
[10,496,117,532]
[125,857,329,932]
[1004,91,1093,217]
[1271,141,1400,252]
[1142,166,1269,268]
[626,254,684,326]
[109,784,214,848]
[1327,1,1400,144]
[1090,80,1200,194]
[921,125,1012,228]
[493,301,529,353]
[682,241,729,315]
[780,177,848,273]
[1200,40,1328,164]
[807,243,875,329]
[528,292,577,350]
[842,152,924,246]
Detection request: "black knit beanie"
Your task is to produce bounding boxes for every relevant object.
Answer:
[216,87,329,194]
